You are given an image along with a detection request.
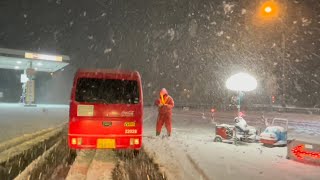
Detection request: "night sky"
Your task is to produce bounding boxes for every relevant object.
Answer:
[0,0,319,107]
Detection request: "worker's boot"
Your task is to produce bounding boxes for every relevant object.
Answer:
[156,132,160,136]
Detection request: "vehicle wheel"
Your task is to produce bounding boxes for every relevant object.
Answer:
[214,136,223,142]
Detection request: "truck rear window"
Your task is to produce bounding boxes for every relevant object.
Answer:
[75,78,139,104]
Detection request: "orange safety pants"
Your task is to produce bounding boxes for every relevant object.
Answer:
[156,113,172,136]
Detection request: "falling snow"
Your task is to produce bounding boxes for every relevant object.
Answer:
[216,31,224,36]
[223,2,235,15]
[241,9,247,15]
[0,1,320,179]
[168,28,175,41]
[0,0,319,108]
[210,21,217,25]
[104,48,112,54]
[301,17,312,26]
[294,80,303,92]
[189,19,198,37]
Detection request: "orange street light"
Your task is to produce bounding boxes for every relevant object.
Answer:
[264,6,272,13]
[259,1,279,20]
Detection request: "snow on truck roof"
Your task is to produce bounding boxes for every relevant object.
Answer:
[76,69,141,79]
[0,48,69,72]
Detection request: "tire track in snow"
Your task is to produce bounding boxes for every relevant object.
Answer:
[186,154,210,180]
[66,150,116,180]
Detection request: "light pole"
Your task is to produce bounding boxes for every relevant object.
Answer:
[259,0,287,107]
[226,72,257,115]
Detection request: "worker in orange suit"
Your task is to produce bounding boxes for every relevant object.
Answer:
[155,88,174,136]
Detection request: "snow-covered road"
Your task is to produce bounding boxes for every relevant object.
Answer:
[1,104,319,179]
[143,107,320,180]
[0,103,68,142]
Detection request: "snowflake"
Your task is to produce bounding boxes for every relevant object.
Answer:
[216,31,224,37]
[223,2,235,15]
[210,21,217,25]
[168,28,175,41]
[301,17,312,26]
[173,50,178,59]
[104,48,112,54]
[241,9,246,15]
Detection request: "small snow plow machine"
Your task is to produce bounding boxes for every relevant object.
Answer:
[260,118,288,147]
[214,116,259,144]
